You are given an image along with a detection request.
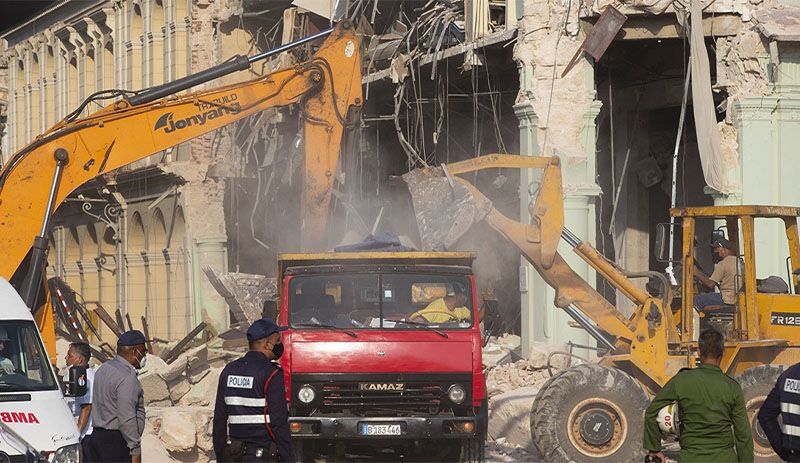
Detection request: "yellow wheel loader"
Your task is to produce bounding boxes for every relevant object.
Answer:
[405,154,800,462]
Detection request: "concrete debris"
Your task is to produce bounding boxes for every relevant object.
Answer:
[483,336,569,459]
[59,329,679,462]
[139,370,171,407]
[752,6,800,40]
[158,411,197,452]
[56,329,249,462]
[203,268,277,324]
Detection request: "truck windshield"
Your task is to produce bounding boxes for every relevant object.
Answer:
[0,321,57,392]
[288,273,474,330]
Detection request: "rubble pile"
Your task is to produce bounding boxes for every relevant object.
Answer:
[58,332,607,462]
[138,341,236,462]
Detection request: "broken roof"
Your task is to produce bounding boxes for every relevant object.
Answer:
[752,6,800,41]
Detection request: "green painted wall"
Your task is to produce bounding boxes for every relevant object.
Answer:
[731,46,800,282]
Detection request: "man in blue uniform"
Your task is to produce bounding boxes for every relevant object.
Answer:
[758,362,800,461]
[213,318,295,462]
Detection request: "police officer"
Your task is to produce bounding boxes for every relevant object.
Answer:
[643,328,753,462]
[757,362,800,461]
[213,319,295,462]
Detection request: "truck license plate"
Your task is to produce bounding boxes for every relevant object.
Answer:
[360,423,402,436]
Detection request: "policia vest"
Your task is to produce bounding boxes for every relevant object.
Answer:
[217,351,295,461]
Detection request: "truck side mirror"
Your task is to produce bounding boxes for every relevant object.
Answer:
[654,223,672,262]
[64,365,87,397]
[262,300,277,320]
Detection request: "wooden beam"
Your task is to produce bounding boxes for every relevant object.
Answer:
[610,14,741,40]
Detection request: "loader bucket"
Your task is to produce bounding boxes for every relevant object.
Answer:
[403,166,492,251]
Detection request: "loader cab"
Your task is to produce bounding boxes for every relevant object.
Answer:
[669,206,800,349]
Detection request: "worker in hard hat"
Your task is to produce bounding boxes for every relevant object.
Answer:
[643,328,753,462]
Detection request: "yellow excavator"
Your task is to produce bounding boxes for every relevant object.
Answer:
[0,20,363,359]
[405,154,800,462]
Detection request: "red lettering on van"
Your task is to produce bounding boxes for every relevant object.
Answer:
[0,412,39,423]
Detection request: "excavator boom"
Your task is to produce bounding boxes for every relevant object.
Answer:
[0,20,361,282]
[0,20,361,357]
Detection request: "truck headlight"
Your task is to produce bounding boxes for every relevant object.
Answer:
[448,384,466,404]
[52,443,80,463]
[298,384,316,404]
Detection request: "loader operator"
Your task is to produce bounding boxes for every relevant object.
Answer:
[643,328,753,462]
[693,238,743,312]
[409,283,471,323]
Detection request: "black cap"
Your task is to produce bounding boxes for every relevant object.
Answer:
[447,282,467,297]
[246,318,288,341]
[710,238,734,250]
[117,330,151,346]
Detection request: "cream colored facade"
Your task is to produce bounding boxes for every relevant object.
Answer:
[0,0,254,342]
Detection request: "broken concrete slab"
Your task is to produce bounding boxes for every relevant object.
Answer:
[167,376,191,403]
[141,422,178,463]
[140,371,171,406]
[203,269,277,324]
[487,385,539,452]
[158,355,187,382]
[158,411,197,453]
[180,367,221,407]
[753,6,800,41]
[527,341,570,369]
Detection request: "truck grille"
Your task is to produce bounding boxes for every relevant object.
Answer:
[291,373,472,414]
[322,382,442,408]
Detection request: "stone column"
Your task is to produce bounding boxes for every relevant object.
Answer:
[514,62,539,360]
[732,95,800,277]
[192,238,228,332]
[515,61,602,357]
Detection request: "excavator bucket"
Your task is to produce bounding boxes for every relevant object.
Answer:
[403,166,492,250]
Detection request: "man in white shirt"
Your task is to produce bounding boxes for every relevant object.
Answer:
[0,338,15,374]
[64,342,94,452]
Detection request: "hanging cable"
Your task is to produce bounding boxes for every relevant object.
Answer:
[665,9,692,286]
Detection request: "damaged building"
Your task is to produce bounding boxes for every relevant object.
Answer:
[1,0,799,358]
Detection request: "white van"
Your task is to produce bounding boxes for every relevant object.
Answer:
[0,277,81,462]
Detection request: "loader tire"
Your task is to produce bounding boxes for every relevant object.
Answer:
[530,364,648,463]
[736,364,785,463]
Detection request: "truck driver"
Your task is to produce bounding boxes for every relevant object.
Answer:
[409,283,471,323]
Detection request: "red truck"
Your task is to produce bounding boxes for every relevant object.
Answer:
[278,252,487,462]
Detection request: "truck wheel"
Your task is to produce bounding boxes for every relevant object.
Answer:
[530,364,648,463]
[736,364,785,462]
[460,438,485,462]
[294,441,308,463]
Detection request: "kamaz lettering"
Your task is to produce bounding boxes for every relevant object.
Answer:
[0,412,39,424]
[359,383,404,391]
[154,102,241,134]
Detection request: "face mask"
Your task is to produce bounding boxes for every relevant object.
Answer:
[271,343,284,359]
[137,350,148,370]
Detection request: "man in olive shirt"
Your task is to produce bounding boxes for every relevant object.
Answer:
[644,328,753,462]
[86,330,149,463]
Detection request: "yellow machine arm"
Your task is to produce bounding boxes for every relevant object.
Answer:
[0,20,362,354]
[406,154,678,354]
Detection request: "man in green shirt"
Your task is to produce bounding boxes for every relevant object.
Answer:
[643,328,753,462]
